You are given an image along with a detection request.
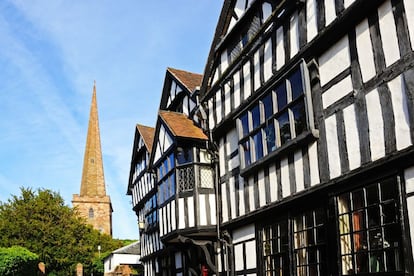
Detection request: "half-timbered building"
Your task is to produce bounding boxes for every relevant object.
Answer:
[197,0,414,275]
[128,68,217,275]
[129,0,414,275]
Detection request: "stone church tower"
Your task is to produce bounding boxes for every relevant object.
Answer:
[72,82,113,236]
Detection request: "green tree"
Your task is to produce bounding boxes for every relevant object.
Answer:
[0,246,39,276]
[0,188,123,275]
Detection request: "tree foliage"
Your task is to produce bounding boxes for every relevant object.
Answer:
[0,246,39,276]
[0,187,124,275]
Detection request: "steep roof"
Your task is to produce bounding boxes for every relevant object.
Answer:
[79,82,107,197]
[112,240,140,255]
[136,124,155,153]
[167,67,203,92]
[159,111,208,140]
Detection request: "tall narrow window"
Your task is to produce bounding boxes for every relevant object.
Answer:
[89,208,94,219]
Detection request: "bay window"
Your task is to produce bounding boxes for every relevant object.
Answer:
[237,60,313,169]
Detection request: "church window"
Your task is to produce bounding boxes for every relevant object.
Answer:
[89,208,94,219]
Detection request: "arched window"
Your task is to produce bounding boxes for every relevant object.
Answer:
[88,208,94,218]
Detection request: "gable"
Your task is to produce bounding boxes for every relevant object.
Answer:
[153,123,174,165]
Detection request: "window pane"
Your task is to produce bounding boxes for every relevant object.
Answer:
[381,178,397,201]
[289,68,304,101]
[240,113,249,137]
[242,140,251,167]
[262,93,273,119]
[352,189,365,210]
[177,148,193,165]
[253,131,263,161]
[251,105,261,129]
[366,184,379,206]
[292,101,306,137]
[278,111,291,145]
[276,81,287,112]
[265,122,276,153]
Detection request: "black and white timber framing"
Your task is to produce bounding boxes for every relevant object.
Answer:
[128,0,414,275]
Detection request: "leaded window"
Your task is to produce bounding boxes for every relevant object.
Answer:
[336,177,402,274]
[259,208,326,276]
[238,61,312,169]
[157,152,176,204]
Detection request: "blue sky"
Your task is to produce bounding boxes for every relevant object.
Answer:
[0,1,222,239]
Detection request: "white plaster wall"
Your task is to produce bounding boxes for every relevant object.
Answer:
[319,36,350,86]
[404,0,414,50]
[269,163,278,202]
[322,75,353,108]
[306,0,318,43]
[325,114,341,179]
[258,170,266,207]
[281,157,290,197]
[294,149,305,193]
[378,1,400,67]
[343,104,361,170]
[366,88,386,161]
[356,19,376,83]
[388,75,412,150]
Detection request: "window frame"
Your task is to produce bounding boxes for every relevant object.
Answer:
[335,176,404,275]
[237,60,316,172]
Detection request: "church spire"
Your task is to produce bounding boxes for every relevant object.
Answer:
[80,82,106,196]
[73,82,113,236]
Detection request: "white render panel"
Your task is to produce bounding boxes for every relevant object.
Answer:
[324,0,336,26]
[343,104,361,170]
[258,170,266,207]
[356,19,376,83]
[199,194,208,226]
[319,36,350,86]
[221,51,229,74]
[171,200,176,231]
[229,177,237,219]
[388,75,412,150]
[281,158,290,197]
[228,128,239,153]
[167,202,171,232]
[227,18,237,35]
[238,176,246,216]
[366,89,386,161]
[344,0,355,8]
[276,26,285,70]
[208,98,214,130]
[322,75,353,108]
[308,142,320,186]
[170,81,177,102]
[290,12,299,58]
[405,166,414,194]
[234,243,244,271]
[234,0,245,18]
[229,155,240,171]
[233,224,255,243]
[216,92,223,124]
[245,240,257,269]
[219,139,226,177]
[306,0,318,43]
[183,96,189,116]
[188,196,195,227]
[269,163,278,202]
[254,49,261,91]
[404,0,414,49]
[234,71,241,108]
[325,115,341,179]
[378,1,400,67]
[221,182,229,223]
[264,38,273,83]
[294,150,305,193]
[224,83,231,117]
[243,61,252,100]
[178,198,185,229]
[209,194,217,225]
[262,2,272,22]
[248,176,255,212]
